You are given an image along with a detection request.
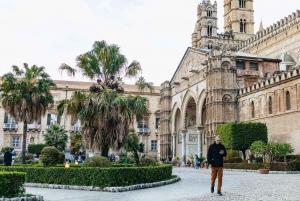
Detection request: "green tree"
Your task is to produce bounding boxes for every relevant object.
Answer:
[127,128,145,165]
[135,76,154,93]
[57,41,149,157]
[44,124,69,151]
[0,64,56,164]
[216,122,268,159]
[28,144,46,156]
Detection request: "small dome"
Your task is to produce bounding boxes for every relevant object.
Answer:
[278,53,295,62]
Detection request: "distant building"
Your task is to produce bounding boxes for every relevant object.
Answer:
[0,80,161,158]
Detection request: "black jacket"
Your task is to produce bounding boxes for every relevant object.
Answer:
[207,142,227,167]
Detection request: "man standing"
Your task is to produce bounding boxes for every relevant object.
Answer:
[3,148,13,166]
[207,135,227,196]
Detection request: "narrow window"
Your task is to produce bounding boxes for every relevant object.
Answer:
[207,10,212,17]
[251,101,255,118]
[151,140,157,150]
[269,96,273,114]
[286,91,291,110]
[155,118,160,134]
[240,19,246,33]
[207,24,212,36]
[250,63,258,71]
[237,62,245,70]
[239,0,246,8]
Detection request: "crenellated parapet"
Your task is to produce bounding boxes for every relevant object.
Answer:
[238,10,300,52]
[238,67,300,96]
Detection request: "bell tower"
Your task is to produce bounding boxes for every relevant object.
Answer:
[223,0,255,40]
[192,0,218,49]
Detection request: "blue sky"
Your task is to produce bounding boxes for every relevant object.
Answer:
[0,0,298,86]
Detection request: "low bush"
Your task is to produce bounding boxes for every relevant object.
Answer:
[40,146,60,167]
[138,158,157,167]
[225,149,239,160]
[224,157,243,163]
[0,165,172,188]
[0,172,26,198]
[224,161,300,171]
[83,156,112,167]
[1,147,14,153]
[111,163,134,167]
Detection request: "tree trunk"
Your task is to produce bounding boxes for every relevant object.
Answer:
[22,120,28,164]
[101,144,109,157]
[241,149,246,160]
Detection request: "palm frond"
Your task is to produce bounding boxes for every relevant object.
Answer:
[59,64,77,76]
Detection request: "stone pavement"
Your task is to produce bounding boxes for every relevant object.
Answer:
[26,167,300,201]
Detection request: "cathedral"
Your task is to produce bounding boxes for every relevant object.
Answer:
[159,0,300,166]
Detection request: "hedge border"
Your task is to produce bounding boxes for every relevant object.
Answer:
[24,175,180,192]
[0,165,172,188]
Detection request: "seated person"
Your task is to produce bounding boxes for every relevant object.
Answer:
[186,160,191,167]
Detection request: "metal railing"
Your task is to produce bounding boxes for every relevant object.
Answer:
[27,124,41,130]
[70,126,81,131]
[137,128,150,133]
[3,123,18,129]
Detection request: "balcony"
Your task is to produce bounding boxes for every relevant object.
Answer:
[27,124,41,131]
[70,126,81,132]
[3,123,18,131]
[137,128,150,134]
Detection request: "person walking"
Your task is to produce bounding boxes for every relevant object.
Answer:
[207,135,227,196]
[3,148,14,166]
[194,153,199,169]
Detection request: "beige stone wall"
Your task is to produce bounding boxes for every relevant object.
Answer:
[0,80,161,157]
[238,68,300,154]
[238,10,300,66]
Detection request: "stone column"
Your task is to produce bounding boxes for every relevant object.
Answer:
[196,126,204,157]
[172,133,176,158]
[180,130,187,167]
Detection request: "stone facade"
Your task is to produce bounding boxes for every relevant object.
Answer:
[0,80,161,158]
[159,0,300,163]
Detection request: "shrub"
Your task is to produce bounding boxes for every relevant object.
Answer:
[0,172,26,198]
[225,149,239,160]
[0,165,172,188]
[58,152,65,164]
[224,157,243,163]
[138,158,157,167]
[28,144,46,156]
[1,147,14,153]
[40,146,60,167]
[83,156,112,167]
[13,156,22,165]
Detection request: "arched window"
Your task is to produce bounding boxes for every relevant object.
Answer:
[30,137,34,144]
[251,101,255,118]
[286,91,291,110]
[207,9,212,17]
[240,19,246,33]
[269,96,273,114]
[239,0,246,8]
[207,24,213,36]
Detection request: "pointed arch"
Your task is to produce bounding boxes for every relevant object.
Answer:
[197,89,206,126]
[171,102,181,133]
[181,90,197,129]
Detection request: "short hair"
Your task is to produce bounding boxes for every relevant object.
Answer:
[215,135,221,139]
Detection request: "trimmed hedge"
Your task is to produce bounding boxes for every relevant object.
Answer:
[0,165,172,188]
[224,161,300,171]
[0,172,26,198]
[216,122,268,151]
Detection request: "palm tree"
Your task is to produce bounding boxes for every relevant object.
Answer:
[57,41,149,157]
[0,64,56,164]
[135,76,154,93]
[44,124,69,151]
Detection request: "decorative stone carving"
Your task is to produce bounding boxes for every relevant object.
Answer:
[189,134,198,142]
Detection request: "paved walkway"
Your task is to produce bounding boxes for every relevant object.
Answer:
[26,167,300,201]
